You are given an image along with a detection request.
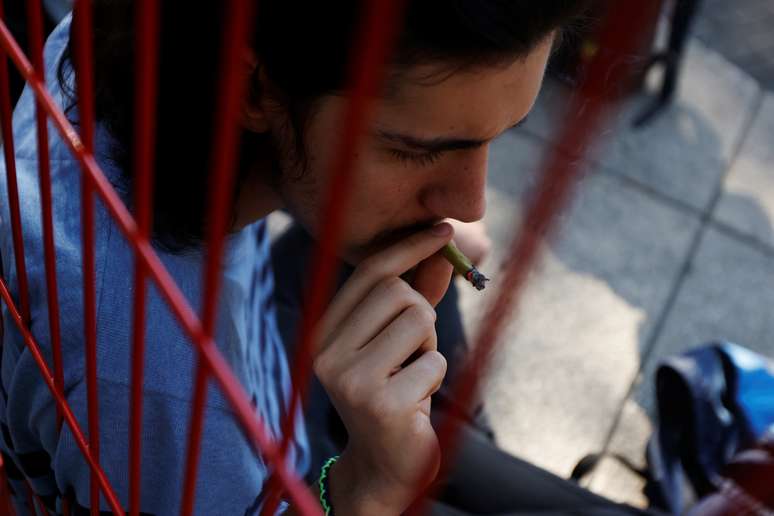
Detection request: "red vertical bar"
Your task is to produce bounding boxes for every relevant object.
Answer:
[262,0,407,513]
[0,248,3,340]
[283,0,407,434]
[0,486,14,516]
[179,1,254,514]
[33,491,47,515]
[71,0,100,513]
[128,0,159,514]
[0,13,316,511]
[27,0,67,432]
[0,0,31,327]
[0,454,16,516]
[24,482,34,515]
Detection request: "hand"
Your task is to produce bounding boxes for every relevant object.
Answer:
[313,223,454,515]
[446,219,492,266]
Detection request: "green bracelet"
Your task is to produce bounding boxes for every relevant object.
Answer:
[318,455,339,516]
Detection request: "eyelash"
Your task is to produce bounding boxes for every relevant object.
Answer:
[389,148,443,167]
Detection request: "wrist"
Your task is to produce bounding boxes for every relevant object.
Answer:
[327,451,403,516]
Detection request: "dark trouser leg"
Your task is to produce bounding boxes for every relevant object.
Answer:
[430,415,662,515]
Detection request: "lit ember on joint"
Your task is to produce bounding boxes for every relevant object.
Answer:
[442,242,490,291]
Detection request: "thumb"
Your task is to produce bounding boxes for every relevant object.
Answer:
[411,251,453,307]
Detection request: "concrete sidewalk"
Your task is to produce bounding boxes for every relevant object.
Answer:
[461,34,772,506]
[694,0,774,90]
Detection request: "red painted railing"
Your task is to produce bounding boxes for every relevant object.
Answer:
[0,1,660,514]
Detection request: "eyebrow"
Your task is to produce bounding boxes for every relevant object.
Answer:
[376,117,528,153]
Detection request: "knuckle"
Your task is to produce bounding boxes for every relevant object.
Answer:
[379,276,407,299]
[414,291,435,314]
[423,350,447,379]
[312,353,333,380]
[412,292,436,318]
[367,391,399,422]
[335,371,367,407]
[376,277,420,309]
[406,304,436,329]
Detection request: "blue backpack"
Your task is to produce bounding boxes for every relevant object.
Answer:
[571,342,774,514]
[645,342,774,514]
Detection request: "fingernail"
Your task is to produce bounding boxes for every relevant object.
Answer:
[431,223,451,236]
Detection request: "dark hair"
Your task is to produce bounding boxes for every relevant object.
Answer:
[59,1,591,251]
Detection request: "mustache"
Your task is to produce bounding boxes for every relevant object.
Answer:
[368,219,442,249]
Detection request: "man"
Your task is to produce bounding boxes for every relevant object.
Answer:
[0,1,660,514]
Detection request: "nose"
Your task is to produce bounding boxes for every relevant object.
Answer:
[421,146,488,223]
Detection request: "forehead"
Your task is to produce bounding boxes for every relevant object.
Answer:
[376,38,554,137]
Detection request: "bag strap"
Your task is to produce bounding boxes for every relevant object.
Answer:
[570,451,650,483]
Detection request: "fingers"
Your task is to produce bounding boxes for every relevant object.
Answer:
[419,397,431,417]
[325,277,432,355]
[315,279,439,406]
[318,223,453,346]
[388,350,447,406]
[410,251,453,308]
[357,303,438,377]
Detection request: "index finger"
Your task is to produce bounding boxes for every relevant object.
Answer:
[317,223,454,345]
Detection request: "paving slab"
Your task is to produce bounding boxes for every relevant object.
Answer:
[459,129,701,481]
[694,0,774,90]
[588,398,652,507]
[521,40,759,212]
[486,129,548,200]
[715,93,774,249]
[604,225,774,500]
[637,225,774,415]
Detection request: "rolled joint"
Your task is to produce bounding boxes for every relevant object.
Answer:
[465,268,489,291]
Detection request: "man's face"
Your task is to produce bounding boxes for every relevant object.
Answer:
[273,38,554,263]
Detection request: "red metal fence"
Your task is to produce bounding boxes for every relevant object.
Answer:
[0,1,658,514]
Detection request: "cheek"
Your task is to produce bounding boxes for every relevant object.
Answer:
[343,158,429,235]
[348,163,407,219]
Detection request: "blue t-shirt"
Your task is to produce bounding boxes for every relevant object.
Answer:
[0,15,309,515]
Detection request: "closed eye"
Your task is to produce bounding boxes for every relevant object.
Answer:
[389,148,443,167]
[382,115,528,167]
